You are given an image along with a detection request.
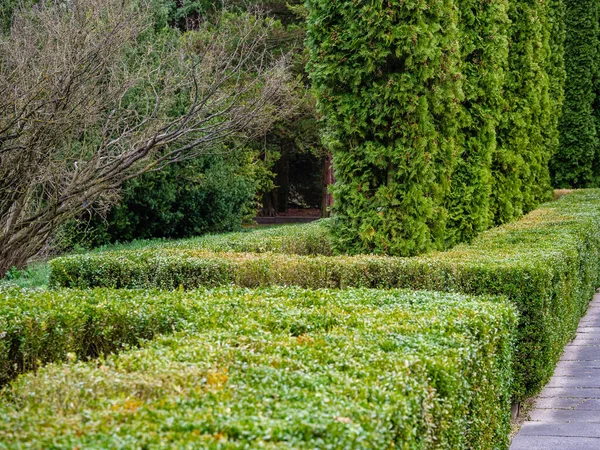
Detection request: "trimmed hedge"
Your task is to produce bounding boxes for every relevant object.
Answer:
[51,190,600,400]
[0,285,198,385]
[159,219,334,255]
[87,219,334,256]
[0,287,516,449]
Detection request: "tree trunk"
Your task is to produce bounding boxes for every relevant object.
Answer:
[321,152,334,217]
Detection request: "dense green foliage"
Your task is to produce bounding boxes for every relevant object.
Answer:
[492,0,556,224]
[307,0,462,256]
[0,287,516,449]
[552,0,600,188]
[51,190,600,400]
[447,0,509,244]
[547,0,567,178]
[93,219,333,256]
[307,0,561,255]
[90,154,259,245]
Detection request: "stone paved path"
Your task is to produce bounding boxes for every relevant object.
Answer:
[511,293,600,450]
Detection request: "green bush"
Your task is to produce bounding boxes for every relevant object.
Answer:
[551,0,600,188]
[97,154,259,243]
[546,0,567,181]
[51,190,600,400]
[0,287,516,449]
[157,219,334,255]
[79,219,334,257]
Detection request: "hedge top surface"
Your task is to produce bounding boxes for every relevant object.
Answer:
[91,219,334,256]
[47,190,600,402]
[51,189,600,276]
[0,286,516,449]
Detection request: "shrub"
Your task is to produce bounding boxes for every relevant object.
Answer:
[546,0,567,182]
[492,0,556,224]
[0,287,516,449]
[82,219,334,256]
[98,154,260,243]
[159,219,334,255]
[51,190,600,400]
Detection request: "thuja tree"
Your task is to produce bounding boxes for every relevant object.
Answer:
[445,0,510,245]
[546,0,566,173]
[551,0,599,188]
[492,0,555,224]
[306,0,463,256]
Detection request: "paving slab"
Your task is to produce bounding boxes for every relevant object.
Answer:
[567,339,600,346]
[560,346,600,361]
[518,422,600,437]
[552,367,600,377]
[511,293,600,449]
[511,435,600,450]
[534,397,600,410]
[528,409,600,423]
[546,377,600,388]
[555,361,600,369]
[538,387,600,398]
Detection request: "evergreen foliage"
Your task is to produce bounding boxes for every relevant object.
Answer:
[0,286,516,448]
[308,0,562,255]
[307,0,463,256]
[546,0,567,175]
[493,0,555,224]
[447,0,509,245]
[50,190,600,400]
[552,0,600,188]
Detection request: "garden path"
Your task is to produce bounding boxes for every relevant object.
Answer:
[511,292,600,449]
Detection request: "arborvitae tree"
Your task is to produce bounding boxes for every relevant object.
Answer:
[546,0,566,171]
[552,0,599,188]
[493,0,555,224]
[307,0,463,256]
[445,0,509,246]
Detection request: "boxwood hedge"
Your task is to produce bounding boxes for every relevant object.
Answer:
[0,287,516,449]
[50,190,600,400]
[91,219,334,256]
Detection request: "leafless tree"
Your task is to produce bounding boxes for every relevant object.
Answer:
[0,0,295,275]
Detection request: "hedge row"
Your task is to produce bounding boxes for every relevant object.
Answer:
[50,190,600,400]
[92,219,334,256]
[0,287,516,449]
[307,0,560,256]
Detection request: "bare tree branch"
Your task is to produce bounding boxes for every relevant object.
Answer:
[0,0,295,275]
